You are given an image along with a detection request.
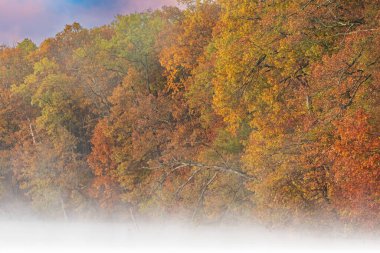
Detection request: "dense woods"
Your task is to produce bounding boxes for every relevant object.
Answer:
[0,0,379,229]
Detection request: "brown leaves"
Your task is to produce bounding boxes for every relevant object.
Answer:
[0,1,379,227]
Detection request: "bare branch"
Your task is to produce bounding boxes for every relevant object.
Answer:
[143,160,254,181]
[175,168,202,199]
[192,172,219,221]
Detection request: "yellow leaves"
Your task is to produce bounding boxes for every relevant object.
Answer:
[159,2,219,94]
[3,0,380,224]
[33,58,59,76]
[305,44,323,60]
[73,47,86,59]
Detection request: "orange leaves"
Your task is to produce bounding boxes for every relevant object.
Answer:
[329,110,380,227]
[88,176,120,210]
[88,119,113,177]
[1,0,380,226]
[212,0,380,227]
[333,111,372,157]
[159,2,220,93]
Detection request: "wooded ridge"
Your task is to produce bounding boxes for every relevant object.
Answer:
[0,0,379,230]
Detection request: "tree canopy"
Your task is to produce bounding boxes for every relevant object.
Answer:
[0,1,379,230]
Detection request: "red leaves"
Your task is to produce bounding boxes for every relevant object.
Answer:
[88,119,114,177]
[329,110,380,227]
[1,1,380,227]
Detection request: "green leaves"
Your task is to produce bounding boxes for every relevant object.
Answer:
[0,1,379,226]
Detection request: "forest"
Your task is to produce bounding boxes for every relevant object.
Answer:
[0,0,379,230]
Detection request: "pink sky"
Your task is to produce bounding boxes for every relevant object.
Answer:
[0,0,178,46]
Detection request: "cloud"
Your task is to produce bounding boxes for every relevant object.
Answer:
[0,0,54,46]
[0,0,178,46]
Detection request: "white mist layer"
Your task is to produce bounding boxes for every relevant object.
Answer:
[0,221,378,253]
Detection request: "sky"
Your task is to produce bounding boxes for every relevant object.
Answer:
[0,0,178,46]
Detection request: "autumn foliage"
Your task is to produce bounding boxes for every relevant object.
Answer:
[0,0,379,229]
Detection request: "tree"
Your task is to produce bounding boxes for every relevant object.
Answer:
[0,40,36,205]
[12,130,91,219]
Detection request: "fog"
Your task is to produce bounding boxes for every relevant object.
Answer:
[0,220,379,253]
